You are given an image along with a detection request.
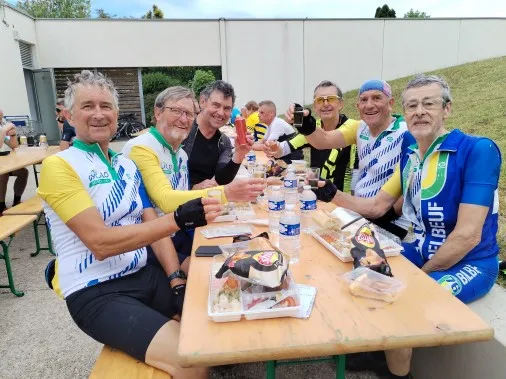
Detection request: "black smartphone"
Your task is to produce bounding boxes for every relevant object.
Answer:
[195,245,222,257]
[293,105,304,128]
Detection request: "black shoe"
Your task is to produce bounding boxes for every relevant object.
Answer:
[45,259,55,289]
[346,351,389,374]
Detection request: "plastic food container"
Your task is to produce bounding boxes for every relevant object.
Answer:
[342,267,406,303]
[208,255,301,322]
[214,202,256,223]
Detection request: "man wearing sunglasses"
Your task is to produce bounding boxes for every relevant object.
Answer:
[268,81,359,193]
[123,86,265,272]
[286,79,415,239]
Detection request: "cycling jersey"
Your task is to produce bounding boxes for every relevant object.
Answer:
[37,140,152,298]
[284,115,359,192]
[340,114,415,229]
[399,129,501,262]
[122,127,225,216]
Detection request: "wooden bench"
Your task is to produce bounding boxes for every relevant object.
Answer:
[0,214,38,297]
[3,195,54,256]
[89,346,171,379]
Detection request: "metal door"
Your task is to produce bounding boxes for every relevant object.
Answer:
[32,69,59,144]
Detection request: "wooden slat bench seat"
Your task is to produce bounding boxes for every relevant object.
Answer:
[3,195,53,256]
[0,214,38,297]
[89,346,172,379]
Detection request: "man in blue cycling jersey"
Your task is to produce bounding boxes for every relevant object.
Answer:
[316,74,501,378]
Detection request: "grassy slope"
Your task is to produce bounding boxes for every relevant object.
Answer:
[310,56,506,276]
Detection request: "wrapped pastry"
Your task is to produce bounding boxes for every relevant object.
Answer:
[350,223,392,276]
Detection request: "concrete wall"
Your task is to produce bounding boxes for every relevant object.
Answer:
[0,5,37,116]
[2,7,506,118]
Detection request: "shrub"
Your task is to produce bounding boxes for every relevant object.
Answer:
[191,70,216,97]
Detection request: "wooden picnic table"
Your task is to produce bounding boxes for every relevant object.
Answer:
[178,201,494,377]
[0,146,59,185]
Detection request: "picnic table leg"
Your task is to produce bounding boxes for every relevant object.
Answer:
[0,240,24,297]
[334,355,346,379]
[266,360,276,379]
[31,219,41,257]
[45,221,55,255]
[32,164,39,187]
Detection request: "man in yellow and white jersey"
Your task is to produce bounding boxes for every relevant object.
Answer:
[122,86,265,271]
[38,70,220,378]
[268,80,359,193]
[286,79,415,239]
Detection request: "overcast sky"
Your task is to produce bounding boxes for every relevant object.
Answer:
[8,0,506,18]
[88,0,506,18]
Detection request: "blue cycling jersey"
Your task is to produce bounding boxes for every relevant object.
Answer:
[400,129,501,262]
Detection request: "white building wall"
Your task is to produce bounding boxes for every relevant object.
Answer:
[224,20,304,113]
[0,5,37,116]
[2,12,506,118]
[34,19,221,68]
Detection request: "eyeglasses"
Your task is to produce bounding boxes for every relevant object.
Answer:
[161,106,196,120]
[404,98,446,114]
[232,232,270,243]
[314,95,340,105]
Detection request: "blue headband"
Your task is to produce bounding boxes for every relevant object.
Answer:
[359,80,392,98]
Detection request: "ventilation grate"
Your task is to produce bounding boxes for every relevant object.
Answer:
[19,42,33,68]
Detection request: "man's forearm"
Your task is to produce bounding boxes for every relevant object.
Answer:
[421,230,480,273]
[332,191,390,219]
[142,209,182,279]
[215,160,241,185]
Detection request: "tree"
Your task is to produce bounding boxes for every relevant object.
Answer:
[16,0,91,18]
[142,72,184,94]
[95,8,116,19]
[142,4,164,19]
[191,70,216,98]
[404,9,430,18]
[374,4,396,18]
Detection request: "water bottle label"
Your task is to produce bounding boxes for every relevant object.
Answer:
[284,179,297,189]
[246,154,256,162]
[300,199,317,211]
[279,222,300,236]
[268,200,285,211]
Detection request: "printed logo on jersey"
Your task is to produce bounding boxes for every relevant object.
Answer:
[161,162,173,175]
[421,151,449,200]
[89,169,111,187]
[437,274,463,296]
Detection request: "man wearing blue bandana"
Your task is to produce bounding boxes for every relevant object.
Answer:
[286,79,415,239]
[320,74,501,379]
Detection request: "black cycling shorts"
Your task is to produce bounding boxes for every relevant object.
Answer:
[66,265,175,362]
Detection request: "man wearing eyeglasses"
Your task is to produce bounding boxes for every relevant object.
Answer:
[318,74,501,379]
[123,86,265,271]
[287,79,415,239]
[268,80,359,193]
[183,81,254,190]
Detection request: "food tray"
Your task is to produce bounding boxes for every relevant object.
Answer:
[214,202,256,222]
[208,256,301,323]
[311,226,404,263]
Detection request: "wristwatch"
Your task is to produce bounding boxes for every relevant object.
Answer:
[167,269,187,282]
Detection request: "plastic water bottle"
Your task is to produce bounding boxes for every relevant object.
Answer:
[279,204,301,264]
[268,185,285,233]
[246,151,256,163]
[300,185,317,232]
[283,167,298,206]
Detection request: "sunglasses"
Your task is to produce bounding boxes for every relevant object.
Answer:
[232,231,270,243]
[314,95,341,105]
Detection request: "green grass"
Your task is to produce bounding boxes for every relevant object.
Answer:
[308,56,506,269]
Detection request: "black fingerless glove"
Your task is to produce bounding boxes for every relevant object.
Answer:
[317,179,338,203]
[293,103,316,136]
[174,198,207,229]
[171,284,186,316]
